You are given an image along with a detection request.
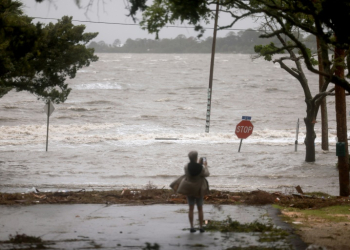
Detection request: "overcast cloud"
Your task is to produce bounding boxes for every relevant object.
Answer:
[21,0,259,45]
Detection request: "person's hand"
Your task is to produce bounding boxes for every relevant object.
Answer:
[203,161,208,167]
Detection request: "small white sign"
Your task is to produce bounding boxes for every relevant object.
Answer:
[44,101,55,117]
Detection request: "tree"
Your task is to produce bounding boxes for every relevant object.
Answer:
[1,0,98,103]
[113,39,121,47]
[254,17,334,162]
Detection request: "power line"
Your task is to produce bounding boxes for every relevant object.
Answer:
[31,17,139,26]
[30,16,261,32]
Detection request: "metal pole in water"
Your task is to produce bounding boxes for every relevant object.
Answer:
[205,0,219,133]
[46,100,50,152]
[238,139,243,152]
[295,118,299,152]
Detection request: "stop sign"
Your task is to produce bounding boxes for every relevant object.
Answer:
[235,120,254,139]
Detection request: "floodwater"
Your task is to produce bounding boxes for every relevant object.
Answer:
[0,53,347,195]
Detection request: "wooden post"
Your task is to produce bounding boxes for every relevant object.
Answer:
[295,118,299,152]
[316,37,329,151]
[46,100,50,152]
[334,45,349,196]
[205,0,219,133]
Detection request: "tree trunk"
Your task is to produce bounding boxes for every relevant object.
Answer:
[334,45,349,197]
[320,98,329,150]
[304,118,316,162]
[316,37,329,151]
[304,101,316,162]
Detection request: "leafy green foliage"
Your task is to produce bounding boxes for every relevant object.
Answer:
[166,0,210,24]
[248,0,350,47]
[138,0,211,39]
[297,47,318,66]
[1,0,98,103]
[128,0,148,19]
[316,0,350,48]
[1,0,39,96]
[140,2,169,39]
[254,43,283,61]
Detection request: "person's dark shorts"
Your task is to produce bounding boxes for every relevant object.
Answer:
[187,196,203,206]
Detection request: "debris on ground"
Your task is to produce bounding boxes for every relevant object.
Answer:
[244,190,277,205]
[1,187,349,209]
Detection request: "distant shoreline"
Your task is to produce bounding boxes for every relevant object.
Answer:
[92,52,253,54]
[87,31,316,54]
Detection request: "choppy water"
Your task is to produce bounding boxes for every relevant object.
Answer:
[0,54,347,195]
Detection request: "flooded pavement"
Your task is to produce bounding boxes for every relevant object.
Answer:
[0,204,307,249]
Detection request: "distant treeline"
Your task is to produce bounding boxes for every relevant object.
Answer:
[88,30,317,54]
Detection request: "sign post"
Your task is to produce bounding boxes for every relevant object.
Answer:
[235,116,254,152]
[44,100,55,151]
[295,118,299,152]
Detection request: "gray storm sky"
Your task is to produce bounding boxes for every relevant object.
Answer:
[22,0,259,44]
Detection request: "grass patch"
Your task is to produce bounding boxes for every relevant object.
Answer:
[301,205,350,222]
[279,204,350,227]
[272,204,282,209]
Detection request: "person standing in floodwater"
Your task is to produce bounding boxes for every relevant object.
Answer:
[170,151,210,233]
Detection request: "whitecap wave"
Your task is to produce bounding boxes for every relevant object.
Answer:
[74,82,123,90]
[0,125,340,146]
[155,98,172,102]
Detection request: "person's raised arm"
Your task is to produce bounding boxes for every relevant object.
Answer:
[201,161,210,177]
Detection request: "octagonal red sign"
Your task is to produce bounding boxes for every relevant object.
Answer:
[235,120,254,139]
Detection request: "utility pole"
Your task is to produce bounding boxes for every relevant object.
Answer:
[334,44,349,197]
[316,37,329,151]
[205,0,219,133]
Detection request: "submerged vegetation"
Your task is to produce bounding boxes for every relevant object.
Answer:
[143,242,160,250]
[206,216,289,241]
[205,217,278,233]
[6,233,46,249]
[205,216,290,248]
[9,233,42,244]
